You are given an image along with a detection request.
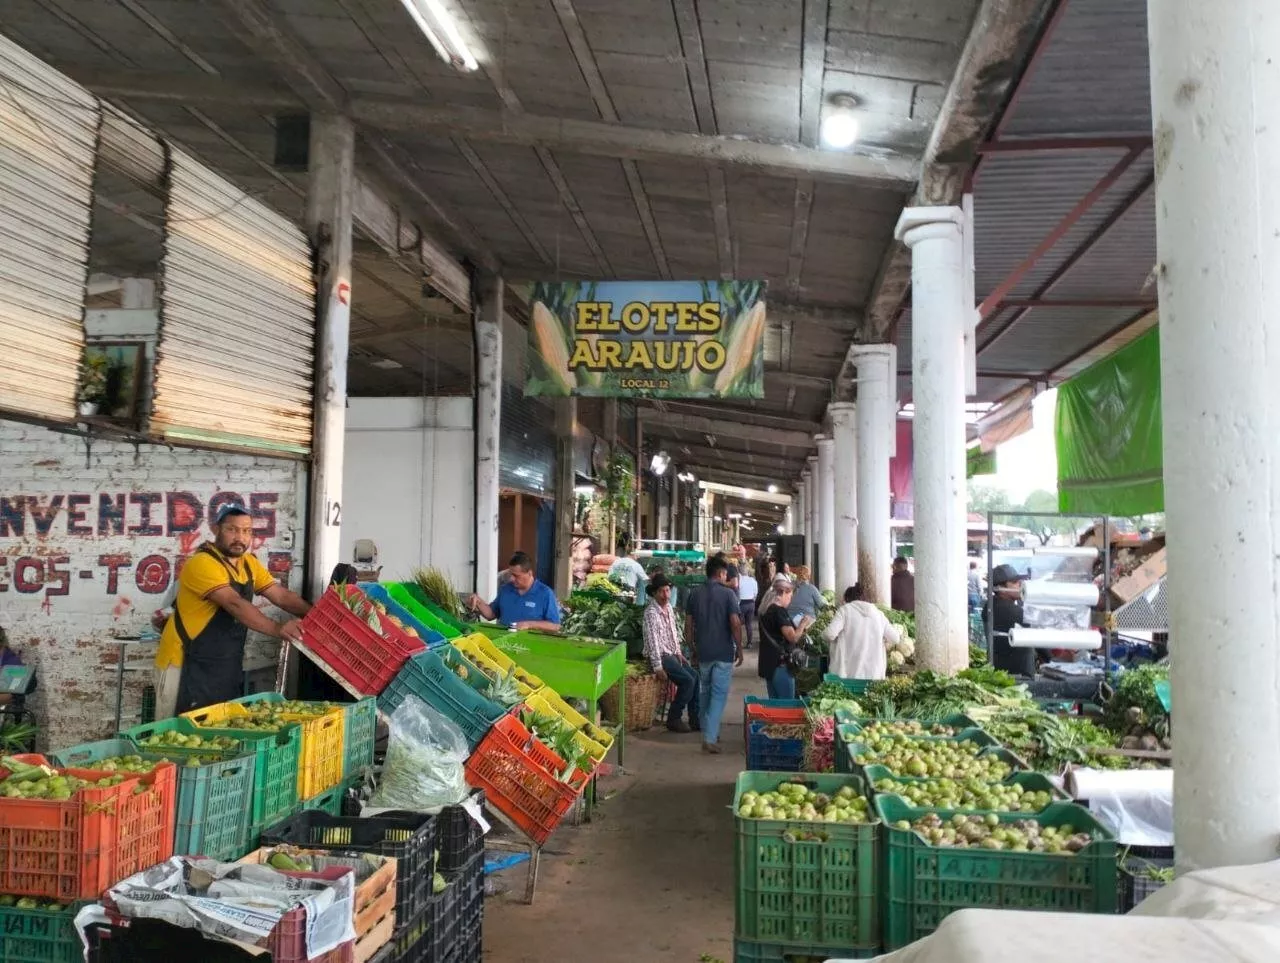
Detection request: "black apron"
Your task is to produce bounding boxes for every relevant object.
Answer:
[174,545,253,714]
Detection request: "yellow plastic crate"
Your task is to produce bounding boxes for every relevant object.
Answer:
[454,644,538,701]
[453,633,545,691]
[183,701,345,799]
[524,688,614,764]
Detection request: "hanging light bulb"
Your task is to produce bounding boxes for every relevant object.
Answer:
[820,94,861,150]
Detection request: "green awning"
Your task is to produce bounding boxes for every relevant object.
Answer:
[1055,327,1163,516]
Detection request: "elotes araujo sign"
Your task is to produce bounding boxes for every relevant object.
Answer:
[525,280,767,399]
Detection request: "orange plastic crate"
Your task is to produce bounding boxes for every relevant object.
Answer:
[464,713,588,846]
[0,762,176,900]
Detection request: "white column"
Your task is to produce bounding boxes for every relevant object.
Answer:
[553,398,577,597]
[671,467,681,545]
[852,344,895,605]
[896,207,968,674]
[305,115,354,600]
[794,479,806,541]
[473,276,503,601]
[829,402,858,595]
[816,435,836,593]
[1149,0,1280,872]
[805,458,819,571]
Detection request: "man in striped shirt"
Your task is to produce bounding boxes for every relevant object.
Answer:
[643,573,700,733]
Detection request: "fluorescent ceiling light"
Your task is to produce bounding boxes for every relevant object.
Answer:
[728,513,742,520]
[677,471,697,483]
[370,357,403,369]
[651,450,671,475]
[573,484,596,495]
[398,0,478,71]
[777,523,787,534]
[821,93,861,150]
[767,484,778,493]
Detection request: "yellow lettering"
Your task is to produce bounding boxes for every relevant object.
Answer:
[696,339,726,372]
[651,302,676,334]
[652,340,681,371]
[597,302,620,333]
[620,302,650,334]
[681,341,696,368]
[624,340,653,369]
[597,339,624,368]
[698,301,722,332]
[575,301,598,332]
[675,302,700,332]
[568,338,597,370]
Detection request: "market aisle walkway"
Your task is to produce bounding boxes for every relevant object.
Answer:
[482,653,768,962]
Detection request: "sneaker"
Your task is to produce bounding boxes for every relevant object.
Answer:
[701,742,721,754]
[667,720,691,733]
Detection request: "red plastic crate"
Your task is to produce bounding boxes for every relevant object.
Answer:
[463,713,588,846]
[301,588,426,695]
[745,705,808,725]
[0,763,177,900]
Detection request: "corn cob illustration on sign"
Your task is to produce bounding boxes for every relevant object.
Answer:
[525,280,767,398]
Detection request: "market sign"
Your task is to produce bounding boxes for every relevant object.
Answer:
[525,280,767,399]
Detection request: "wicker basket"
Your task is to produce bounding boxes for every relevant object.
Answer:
[600,671,660,732]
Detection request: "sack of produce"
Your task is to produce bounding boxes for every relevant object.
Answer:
[368,696,469,813]
[591,554,617,568]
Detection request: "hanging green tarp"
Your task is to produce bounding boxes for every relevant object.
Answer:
[967,446,996,478]
[1056,327,1163,515]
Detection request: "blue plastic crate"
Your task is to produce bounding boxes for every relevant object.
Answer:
[378,647,507,750]
[746,719,805,772]
[363,583,449,648]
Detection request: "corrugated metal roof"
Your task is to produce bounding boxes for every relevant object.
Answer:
[1052,310,1157,381]
[1050,186,1156,299]
[999,0,1151,137]
[978,305,1138,376]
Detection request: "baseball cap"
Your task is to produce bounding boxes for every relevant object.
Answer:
[991,563,1028,585]
[214,503,251,524]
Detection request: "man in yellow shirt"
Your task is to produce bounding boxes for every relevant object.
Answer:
[155,503,310,717]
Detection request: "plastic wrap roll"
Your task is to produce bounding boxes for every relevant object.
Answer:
[1024,603,1092,630]
[1022,580,1100,606]
[1066,767,1174,845]
[1008,626,1100,649]
[1033,546,1099,559]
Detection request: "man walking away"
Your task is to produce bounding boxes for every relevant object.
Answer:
[737,562,759,650]
[642,573,699,732]
[890,556,916,614]
[967,559,983,612]
[684,556,744,753]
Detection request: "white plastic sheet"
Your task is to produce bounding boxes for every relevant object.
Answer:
[1067,767,1174,846]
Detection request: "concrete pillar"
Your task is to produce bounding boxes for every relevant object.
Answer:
[794,479,806,541]
[852,344,895,605]
[830,402,858,595]
[670,467,681,544]
[805,458,819,571]
[633,413,643,545]
[305,114,354,600]
[816,435,835,593]
[473,276,503,601]
[553,397,577,597]
[896,206,968,674]
[1149,0,1280,871]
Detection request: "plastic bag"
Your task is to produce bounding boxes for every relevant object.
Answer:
[369,695,469,812]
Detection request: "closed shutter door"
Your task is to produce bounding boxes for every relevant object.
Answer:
[0,36,100,423]
[155,148,315,455]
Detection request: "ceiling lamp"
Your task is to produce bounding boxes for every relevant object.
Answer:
[398,0,478,71]
[820,94,860,150]
[650,450,671,475]
[767,484,778,494]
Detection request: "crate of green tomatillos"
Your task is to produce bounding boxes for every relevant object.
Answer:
[864,765,1068,813]
[733,772,880,955]
[836,725,1015,778]
[875,796,1117,949]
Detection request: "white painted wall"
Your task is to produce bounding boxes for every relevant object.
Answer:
[342,397,475,591]
[0,419,306,750]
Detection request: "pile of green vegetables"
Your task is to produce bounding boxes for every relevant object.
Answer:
[0,716,36,753]
[865,671,1018,721]
[736,780,872,825]
[803,680,863,720]
[1103,664,1170,737]
[965,706,1129,771]
[561,597,645,656]
[480,666,525,708]
[582,573,625,596]
[520,708,593,780]
[0,895,66,910]
[411,567,464,620]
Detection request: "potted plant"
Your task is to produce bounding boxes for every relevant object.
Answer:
[78,353,110,416]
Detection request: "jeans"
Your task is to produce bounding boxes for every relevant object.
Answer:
[740,600,756,646]
[662,654,700,727]
[697,661,734,745]
[765,664,796,700]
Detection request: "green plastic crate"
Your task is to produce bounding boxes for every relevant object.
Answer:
[835,726,1014,777]
[733,939,878,962]
[121,716,300,842]
[0,900,86,963]
[876,797,1117,949]
[385,583,463,639]
[339,697,377,781]
[475,628,627,702]
[821,674,874,697]
[398,582,472,634]
[837,713,979,734]
[51,738,254,861]
[864,765,1069,812]
[733,772,880,953]
[301,780,346,816]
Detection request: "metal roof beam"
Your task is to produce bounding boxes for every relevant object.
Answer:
[978,136,1154,154]
[651,401,823,435]
[643,410,815,450]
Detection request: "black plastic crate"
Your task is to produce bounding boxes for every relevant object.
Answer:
[1118,849,1175,912]
[437,788,486,873]
[391,851,484,963]
[262,808,438,925]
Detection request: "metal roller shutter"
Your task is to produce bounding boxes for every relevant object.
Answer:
[155,148,315,455]
[0,35,100,424]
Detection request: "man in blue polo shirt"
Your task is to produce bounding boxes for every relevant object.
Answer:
[468,551,561,631]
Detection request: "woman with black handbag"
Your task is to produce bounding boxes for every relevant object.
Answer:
[757,577,814,699]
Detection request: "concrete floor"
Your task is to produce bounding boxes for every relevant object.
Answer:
[482,652,768,963]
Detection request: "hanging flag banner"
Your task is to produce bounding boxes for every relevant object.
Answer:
[525,280,767,398]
